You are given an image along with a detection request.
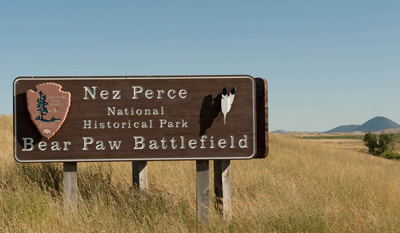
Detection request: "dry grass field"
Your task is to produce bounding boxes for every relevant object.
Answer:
[290,131,400,155]
[303,138,366,152]
[2,114,400,232]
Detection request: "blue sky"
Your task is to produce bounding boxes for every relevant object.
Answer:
[2,0,399,131]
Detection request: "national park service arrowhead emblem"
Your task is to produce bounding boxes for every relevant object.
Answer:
[26,83,71,139]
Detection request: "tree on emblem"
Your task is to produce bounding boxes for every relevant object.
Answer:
[35,91,61,122]
[35,91,49,121]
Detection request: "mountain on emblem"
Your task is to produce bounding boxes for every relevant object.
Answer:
[26,83,71,139]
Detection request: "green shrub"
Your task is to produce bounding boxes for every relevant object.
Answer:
[379,149,400,159]
[363,132,379,155]
[363,132,396,157]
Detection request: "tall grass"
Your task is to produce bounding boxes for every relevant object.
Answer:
[2,114,400,232]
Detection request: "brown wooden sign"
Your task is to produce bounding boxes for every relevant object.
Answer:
[14,75,268,162]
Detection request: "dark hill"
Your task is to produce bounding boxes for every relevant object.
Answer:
[324,116,400,133]
[355,116,400,132]
[324,124,360,133]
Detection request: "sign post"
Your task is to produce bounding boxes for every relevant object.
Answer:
[196,160,210,222]
[63,162,77,210]
[214,160,231,220]
[132,161,148,191]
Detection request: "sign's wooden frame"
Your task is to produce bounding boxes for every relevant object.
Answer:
[14,75,268,162]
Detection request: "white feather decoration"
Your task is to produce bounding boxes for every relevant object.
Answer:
[221,87,236,125]
[229,87,236,108]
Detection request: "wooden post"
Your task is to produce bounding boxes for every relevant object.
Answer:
[196,160,210,222]
[132,161,148,191]
[214,160,232,220]
[63,162,77,211]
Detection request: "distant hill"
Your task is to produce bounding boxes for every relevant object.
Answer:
[324,116,400,133]
[356,116,400,132]
[324,124,360,133]
[271,130,295,134]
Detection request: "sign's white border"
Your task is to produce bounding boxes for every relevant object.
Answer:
[14,75,257,162]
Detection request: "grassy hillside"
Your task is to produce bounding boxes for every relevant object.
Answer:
[2,115,400,232]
